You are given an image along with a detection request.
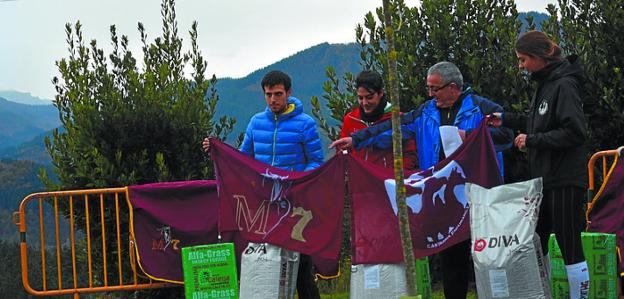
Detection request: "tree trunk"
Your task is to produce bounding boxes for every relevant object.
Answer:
[381,0,417,296]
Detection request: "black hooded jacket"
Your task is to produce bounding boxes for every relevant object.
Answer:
[505,55,588,189]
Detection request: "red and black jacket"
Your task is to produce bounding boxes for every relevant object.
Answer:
[340,104,418,170]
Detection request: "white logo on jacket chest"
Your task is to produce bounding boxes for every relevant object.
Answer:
[538,100,548,115]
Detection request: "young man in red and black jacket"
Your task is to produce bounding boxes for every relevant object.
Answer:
[339,70,418,170]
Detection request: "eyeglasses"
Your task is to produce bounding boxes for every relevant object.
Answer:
[426,82,452,93]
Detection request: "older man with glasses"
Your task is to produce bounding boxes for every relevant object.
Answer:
[330,61,513,299]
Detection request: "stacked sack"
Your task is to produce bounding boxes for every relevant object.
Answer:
[350,263,408,299]
[467,178,551,298]
[239,242,299,299]
[349,258,431,299]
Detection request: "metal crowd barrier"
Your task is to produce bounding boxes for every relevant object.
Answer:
[587,146,624,209]
[12,187,175,298]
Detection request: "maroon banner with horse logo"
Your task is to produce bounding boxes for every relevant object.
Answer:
[348,121,503,264]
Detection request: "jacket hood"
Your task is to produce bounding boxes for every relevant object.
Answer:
[265,96,303,120]
[459,85,475,100]
[531,55,586,84]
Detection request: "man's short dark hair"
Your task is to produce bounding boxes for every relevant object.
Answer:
[261,70,292,91]
[355,70,384,93]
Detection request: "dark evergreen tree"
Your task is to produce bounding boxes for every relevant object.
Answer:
[312,0,533,189]
[44,0,233,189]
[39,0,234,297]
[313,0,532,140]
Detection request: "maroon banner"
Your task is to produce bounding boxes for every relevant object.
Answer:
[211,139,346,276]
[587,154,624,275]
[348,121,503,264]
[129,180,224,283]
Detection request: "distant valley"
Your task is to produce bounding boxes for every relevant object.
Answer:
[0,97,60,150]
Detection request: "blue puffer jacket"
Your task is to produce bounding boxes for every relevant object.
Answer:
[240,96,324,172]
[352,88,513,174]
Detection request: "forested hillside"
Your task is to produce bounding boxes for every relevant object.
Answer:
[0,97,59,148]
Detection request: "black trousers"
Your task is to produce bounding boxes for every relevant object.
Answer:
[296,254,320,299]
[439,239,471,299]
[536,186,586,265]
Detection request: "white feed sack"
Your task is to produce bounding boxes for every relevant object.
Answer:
[467,178,551,299]
[350,263,408,299]
[239,242,300,299]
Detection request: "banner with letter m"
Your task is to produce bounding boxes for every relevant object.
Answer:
[210,139,346,276]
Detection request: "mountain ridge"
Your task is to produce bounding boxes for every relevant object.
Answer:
[0,90,52,105]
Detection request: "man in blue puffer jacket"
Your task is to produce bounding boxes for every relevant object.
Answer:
[203,70,323,298]
[330,62,513,299]
[238,71,324,171]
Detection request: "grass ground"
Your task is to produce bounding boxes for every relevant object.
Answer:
[313,277,478,299]
[312,261,478,299]
[316,288,478,299]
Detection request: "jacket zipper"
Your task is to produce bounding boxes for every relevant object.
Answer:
[271,114,278,166]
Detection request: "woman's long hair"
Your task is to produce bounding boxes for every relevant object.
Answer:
[515,30,563,61]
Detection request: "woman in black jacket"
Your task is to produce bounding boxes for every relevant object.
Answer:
[494,30,590,299]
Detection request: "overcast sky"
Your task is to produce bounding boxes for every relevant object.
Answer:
[0,0,555,100]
